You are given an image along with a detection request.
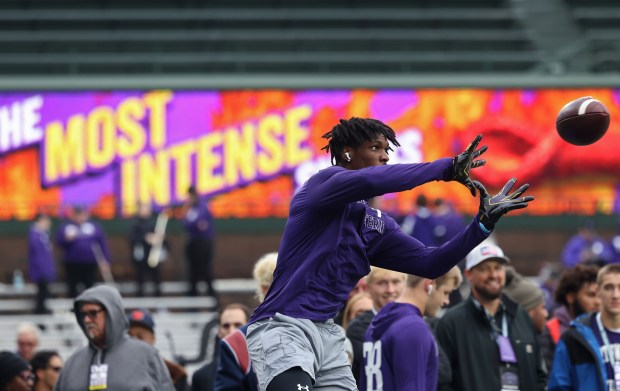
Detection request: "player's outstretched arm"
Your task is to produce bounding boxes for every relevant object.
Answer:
[474,178,534,231]
[450,134,488,196]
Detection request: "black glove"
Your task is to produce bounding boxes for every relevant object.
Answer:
[473,178,534,231]
[452,134,488,196]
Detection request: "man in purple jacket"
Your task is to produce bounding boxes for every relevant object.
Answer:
[246,117,534,390]
[399,194,438,246]
[56,207,110,298]
[28,214,56,314]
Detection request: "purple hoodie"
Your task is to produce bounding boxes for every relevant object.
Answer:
[562,234,613,267]
[250,159,489,323]
[183,202,215,240]
[361,302,438,391]
[56,220,110,264]
[28,225,56,282]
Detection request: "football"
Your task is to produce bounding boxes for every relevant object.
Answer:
[556,96,610,146]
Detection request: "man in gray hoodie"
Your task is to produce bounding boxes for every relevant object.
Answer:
[54,285,174,391]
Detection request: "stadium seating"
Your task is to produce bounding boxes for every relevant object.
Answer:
[0,0,542,74]
[0,311,215,377]
[567,0,620,72]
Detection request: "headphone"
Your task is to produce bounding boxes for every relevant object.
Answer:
[427,285,433,295]
[345,152,351,162]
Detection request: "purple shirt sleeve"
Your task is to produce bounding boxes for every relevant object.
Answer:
[306,159,453,208]
[370,217,488,279]
[250,158,486,323]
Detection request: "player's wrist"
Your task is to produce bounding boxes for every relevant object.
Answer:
[476,213,495,232]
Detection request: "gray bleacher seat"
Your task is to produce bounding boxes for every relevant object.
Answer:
[565,0,620,72]
[0,0,541,75]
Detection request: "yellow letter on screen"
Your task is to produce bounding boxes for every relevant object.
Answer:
[285,105,312,167]
[144,90,172,150]
[138,150,171,206]
[44,115,86,182]
[87,107,116,170]
[224,123,257,186]
[117,97,147,159]
[168,140,196,200]
[120,159,137,216]
[257,114,284,176]
[196,132,224,194]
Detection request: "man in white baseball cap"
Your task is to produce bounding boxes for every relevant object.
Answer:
[436,242,547,391]
[465,242,510,271]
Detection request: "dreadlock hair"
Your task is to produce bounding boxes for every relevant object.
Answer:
[321,117,400,166]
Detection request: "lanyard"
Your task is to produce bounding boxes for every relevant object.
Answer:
[596,313,620,391]
[473,299,508,338]
[490,311,509,338]
[500,311,508,337]
[597,313,618,367]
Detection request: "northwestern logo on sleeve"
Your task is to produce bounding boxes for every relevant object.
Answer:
[364,210,385,234]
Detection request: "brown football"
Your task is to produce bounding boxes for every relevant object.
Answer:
[556,96,610,146]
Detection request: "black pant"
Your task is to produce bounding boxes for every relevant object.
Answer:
[64,262,98,299]
[185,238,215,297]
[133,260,162,297]
[34,280,51,314]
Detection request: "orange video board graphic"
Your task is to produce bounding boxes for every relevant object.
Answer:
[0,89,618,220]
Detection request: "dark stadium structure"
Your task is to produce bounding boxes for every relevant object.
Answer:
[0,0,617,82]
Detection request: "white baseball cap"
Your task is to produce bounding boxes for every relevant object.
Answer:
[465,243,511,271]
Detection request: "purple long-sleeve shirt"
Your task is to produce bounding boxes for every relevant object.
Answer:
[250,159,488,323]
[56,220,110,264]
[561,234,613,267]
[183,202,215,240]
[28,226,56,282]
[360,302,438,391]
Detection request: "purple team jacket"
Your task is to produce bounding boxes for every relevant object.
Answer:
[250,158,489,323]
[183,203,215,240]
[56,220,110,264]
[28,226,56,282]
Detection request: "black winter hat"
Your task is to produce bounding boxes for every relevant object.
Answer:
[0,351,30,387]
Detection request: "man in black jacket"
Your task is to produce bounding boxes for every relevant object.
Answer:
[436,242,547,391]
[130,203,167,297]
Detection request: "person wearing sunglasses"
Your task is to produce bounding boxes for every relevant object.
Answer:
[30,351,62,391]
[0,351,35,391]
[54,285,175,391]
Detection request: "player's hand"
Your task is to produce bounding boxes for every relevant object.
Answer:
[451,134,488,196]
[474,178,534,231]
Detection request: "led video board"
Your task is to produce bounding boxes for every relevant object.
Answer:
[0,89,618,220]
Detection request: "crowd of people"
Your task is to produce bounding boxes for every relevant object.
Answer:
[3,117,620,391]
[1,253,616,391]
[24,185,217,314]
[0,250,276,391]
